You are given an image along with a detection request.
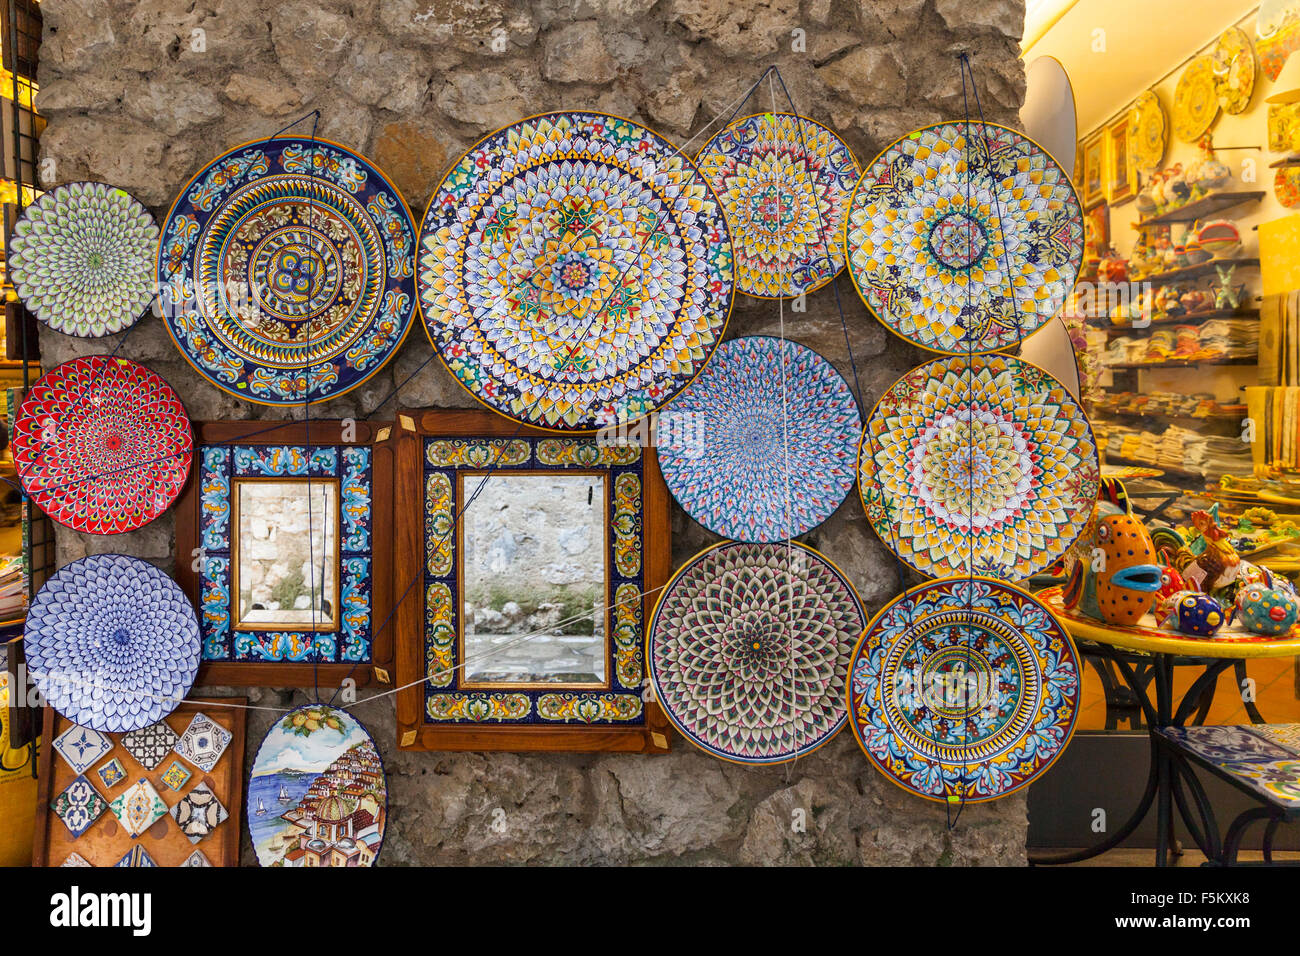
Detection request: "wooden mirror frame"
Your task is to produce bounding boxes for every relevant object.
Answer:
[393,408,671,753]
[175,420,395,689]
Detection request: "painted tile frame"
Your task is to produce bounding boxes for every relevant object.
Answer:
[174,421,395,687]
[393,409,671,752]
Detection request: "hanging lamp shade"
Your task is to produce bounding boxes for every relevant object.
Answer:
[1267,52,1300,102]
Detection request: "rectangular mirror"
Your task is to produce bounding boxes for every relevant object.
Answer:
[459,473,607,687]
[233,479,340,632]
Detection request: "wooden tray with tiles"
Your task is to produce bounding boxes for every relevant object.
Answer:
[32,698,246,867]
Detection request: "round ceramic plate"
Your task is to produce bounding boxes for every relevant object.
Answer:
[1174,56,1220,143]
[845,121,1083,355]
[158,136,417,406]
[658,335,860,542]
[25,554,200,733]
[848,576,1081,803]
[1213,27,1256,114]
[694,112,859,299]
[1128,90,1167,174]
[1258,0,1300,81]
[12,356,193,535]
[1276,166,1300,208]
[648,541,865,764]
[8,182,159,337]
[248,704,387,866]
[858,354,1099,581]
[417,111,734,431]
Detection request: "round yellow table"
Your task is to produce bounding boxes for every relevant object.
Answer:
[1034,587,1300,865]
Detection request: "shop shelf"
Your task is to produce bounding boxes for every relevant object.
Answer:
[1135,190,1266,228]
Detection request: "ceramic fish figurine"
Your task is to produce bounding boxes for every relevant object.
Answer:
[1235,584,1300,635]
[1155,590,1231,637]
[1064,499,1163,626]
[1157,564,1187,601]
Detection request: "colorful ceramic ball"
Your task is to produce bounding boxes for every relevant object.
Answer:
[1156,590,1228,637]
[1236,585,1300,636]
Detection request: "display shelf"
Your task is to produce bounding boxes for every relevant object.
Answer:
[1086,307,1259,334]
[1092,408,1243,425]
[1135,191,1265,228]
[1102,455,1207,480]
[1129,257,1261,286]
[1103,356,1258,370]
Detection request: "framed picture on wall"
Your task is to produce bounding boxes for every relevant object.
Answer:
[174,420,395,688]
[1081,131,1106,208]
[392,409,672,753]
[1107,117,1136,204]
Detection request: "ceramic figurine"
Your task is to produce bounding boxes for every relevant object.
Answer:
[1064,499,1163,626]
[1178,508,1242,594]
[1156,590,1231,637]
[1235,584,1300,635]
[1188,136,1231,195]
[1214,262,1245,310]
[1195,219,1244,260]
[1157,564,1187,601]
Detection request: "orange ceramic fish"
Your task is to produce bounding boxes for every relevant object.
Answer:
[1064,500,1163,626]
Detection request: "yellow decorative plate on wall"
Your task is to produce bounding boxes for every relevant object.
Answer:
[1173,56,1220,143]
[1213,27,1256,115]
[1127,90,1167,173]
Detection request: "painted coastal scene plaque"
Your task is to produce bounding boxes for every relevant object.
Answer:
[248,705,386,866]
[658,335,861,542]
[846,121,1083,354]
[418,111,734,430]
[695,112,860,298]
[158,136,417,405]
[647,541,865,764]
[848,577,1081,802]
[859,354,1099,581]
[8,182,160,337]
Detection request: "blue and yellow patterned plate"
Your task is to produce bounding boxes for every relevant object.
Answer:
[847,577,1080,802]
[846,121,1083,355]
[658,335,860,542]
[157,136,416,406]
[417,112,734,431]
[695,112,859,299]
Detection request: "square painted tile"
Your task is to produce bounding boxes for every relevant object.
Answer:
[113,845,157,867]
[60,852,92,867]
[52,725,112,775]
[108,778,169,838]
[159,759,192,792]
[95,757,127,790]
[181,849,211,867]
[170,781,228,844]
[173,713,231,772]
[51,775,107,838]
[120,721,179,771]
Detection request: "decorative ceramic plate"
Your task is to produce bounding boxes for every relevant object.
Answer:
[1127,90,1167,174]
[158,136,416,405]
[1174,56,1220,143]
[858,354,1099,581]
[25,555,201,734]
[8,182,159,337]
[248,704,386,866]
[11,356,192,535]
[845,121,1082,355]
[657,335,860,542]
[1276,166,1300,208]
[647,541,865,764]
[418,111,734,430]
[1213,27,1256,115]
[1259,0,1300,81]
[694,112,859,299]
[848,577,1080,802]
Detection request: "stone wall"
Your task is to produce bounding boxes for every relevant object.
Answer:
[35,0,1030,864]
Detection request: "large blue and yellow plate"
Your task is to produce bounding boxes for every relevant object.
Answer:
[158,136,416,405]
[848,577,1080,802]
[418,112,734,431]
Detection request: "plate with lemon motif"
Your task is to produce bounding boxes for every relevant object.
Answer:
[417,112,734,431]
[845,121,1082,355]
[858,354,1099,581]
[694,112,859,299]
[1174,56,1220,143]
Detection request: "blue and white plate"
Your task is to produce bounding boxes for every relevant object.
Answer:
[657,335,861,542]
[25,555,200,733]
